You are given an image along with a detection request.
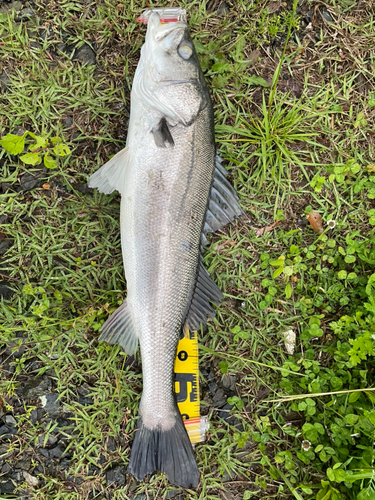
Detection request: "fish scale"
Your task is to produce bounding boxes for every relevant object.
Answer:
[89,10,243,489]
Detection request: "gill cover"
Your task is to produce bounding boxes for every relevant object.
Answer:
[133,13,207,126]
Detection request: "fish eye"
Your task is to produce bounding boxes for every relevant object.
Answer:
[178,44,193,60]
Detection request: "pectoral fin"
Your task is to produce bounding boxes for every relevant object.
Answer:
[88,146,129,195]
[151,118,174,148]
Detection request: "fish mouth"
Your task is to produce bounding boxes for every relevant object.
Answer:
[147,12,186,46]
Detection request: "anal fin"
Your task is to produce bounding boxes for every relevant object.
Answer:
[184,257,223,331]
[98,301,138,356]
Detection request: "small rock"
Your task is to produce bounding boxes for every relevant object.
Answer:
[0,1,23,15]
[49,444,66,459]
[165,490,182,499]
[39,448,49,458]
[56,42,70,55]
[18,7,35,21]
[0,481,15,494]
[73,44,96,65]
[282,330,296,354]
[73,183,90,194]
[106,465,126,485]
[78,396,94,406]
[19,173,39,192]
[30,41,41,50]
[19,375,52,399]
[0,70,11,92]
[3,340,25,358]
[212,388,227,407]
[217,2,229,16]
[39,26,55,41]
[208,381,217,394]
[106,436,116,452]
[221,469,236,482]
[5,416,16,426]
[321,7,333,23]
[0,425,10,436]
[59,457,71,469]
[62,116,73,129]
[18,459,31,471]
[218,403,234,422]
[222,374,236,392]
[0,282,14,300]
[0,425,16,440]
[40,393,60,415]
[2,462,11,473]
[23,471,39,487]
[38,434,58,447]
[30,408,45,425]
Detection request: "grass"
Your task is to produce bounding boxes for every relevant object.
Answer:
[1,0,375,499]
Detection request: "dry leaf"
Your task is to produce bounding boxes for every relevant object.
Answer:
[256,220,280,236]
[42,183,50,190]
[307,212,323,233]
[247,49,261,66]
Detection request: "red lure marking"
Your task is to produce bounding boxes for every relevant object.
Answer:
[136,16,179,23]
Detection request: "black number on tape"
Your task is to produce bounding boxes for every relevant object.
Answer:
[175,373,198,403]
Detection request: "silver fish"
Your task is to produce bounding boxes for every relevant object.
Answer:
[89,12,242,488]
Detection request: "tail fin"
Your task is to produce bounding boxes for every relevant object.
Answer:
[127,414,200,488]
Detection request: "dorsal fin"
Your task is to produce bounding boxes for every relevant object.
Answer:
[88,146,129,195]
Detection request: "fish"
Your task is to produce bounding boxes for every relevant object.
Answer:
[89,12,243,488]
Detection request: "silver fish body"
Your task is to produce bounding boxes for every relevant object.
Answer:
[89,13,242,488]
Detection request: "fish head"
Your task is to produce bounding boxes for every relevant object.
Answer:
[143,13,200,84]
[135,13,210,126]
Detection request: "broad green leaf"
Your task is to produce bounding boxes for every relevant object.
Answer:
[44,154,58,169]
[247,75,269,87]
[273,266,284,278]
[283,266,293,277]
[338,270,347,279]
[19,152,42,165]
[358,486,375,500]
[1,133,25,154]
[348,392,360,403]
[53,143,71,156]
[285,283,292,299]
[219,360,228,374]
[28,133,47,151]
[270,257,285,267]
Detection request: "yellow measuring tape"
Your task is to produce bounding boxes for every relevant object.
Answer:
[174,330,209,444]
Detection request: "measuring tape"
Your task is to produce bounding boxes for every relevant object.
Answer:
[174,329,209,444]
